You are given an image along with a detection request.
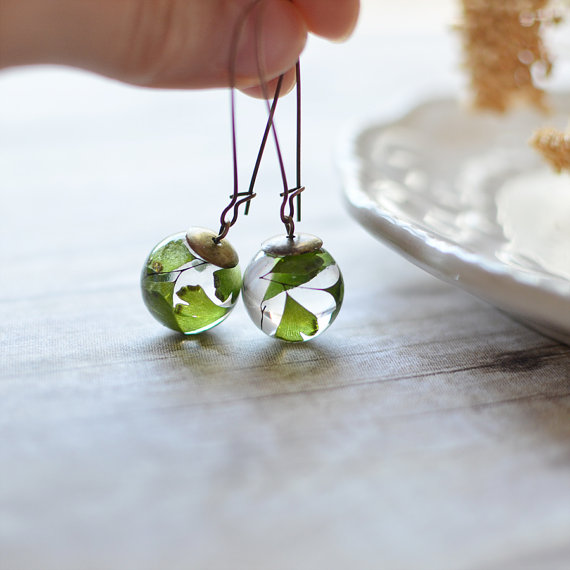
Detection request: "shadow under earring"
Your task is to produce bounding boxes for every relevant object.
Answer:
[241,62,345,342]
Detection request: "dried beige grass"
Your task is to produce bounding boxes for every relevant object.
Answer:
[531,127,570,172]
[459,0,554,112]
[460,1,570,173]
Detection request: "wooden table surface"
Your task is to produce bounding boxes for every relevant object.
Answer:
[2,3,570,569]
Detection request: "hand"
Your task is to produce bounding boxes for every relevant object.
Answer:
[0,0,359,94]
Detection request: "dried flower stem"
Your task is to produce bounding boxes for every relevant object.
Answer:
[459,0,556,112]
[531,127,570,172]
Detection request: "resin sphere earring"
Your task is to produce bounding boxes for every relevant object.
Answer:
[141,227,241,334]
[242,234,344,342]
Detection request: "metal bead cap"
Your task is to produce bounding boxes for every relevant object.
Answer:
[186,227,239,269]
[261,233,323,257]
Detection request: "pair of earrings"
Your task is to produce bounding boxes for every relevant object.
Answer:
[141,11,343,342]
[141,226,343,343]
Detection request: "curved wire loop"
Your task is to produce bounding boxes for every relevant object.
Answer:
[278,61,302,238]
[280,184,305,237]
[256,55,303,238]
[214,0,304,242]
[215,75,283,242]
[214,0,279,243]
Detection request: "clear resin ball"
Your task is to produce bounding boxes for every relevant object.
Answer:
[242,234,344,342]
[141,230,241,334]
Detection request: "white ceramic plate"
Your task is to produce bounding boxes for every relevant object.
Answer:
[341,95,570,345]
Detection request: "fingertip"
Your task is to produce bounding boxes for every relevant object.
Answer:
[334,1,360,42]
[293,0,360,41]
[234,0,307,88]
[239,67,297,99]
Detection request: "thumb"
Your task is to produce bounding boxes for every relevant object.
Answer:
[0,0,308,90]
